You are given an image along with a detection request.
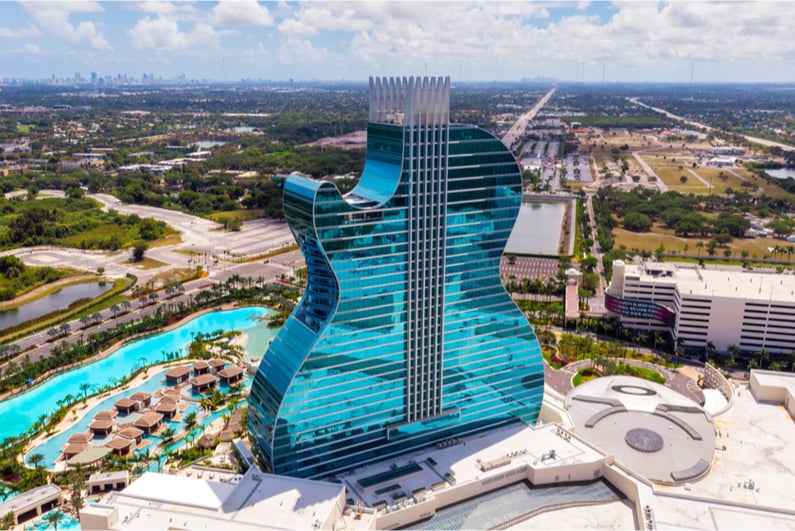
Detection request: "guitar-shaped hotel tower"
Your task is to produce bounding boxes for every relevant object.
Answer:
[248,77,544,478]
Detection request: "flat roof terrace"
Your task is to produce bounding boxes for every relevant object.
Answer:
[339,422,607,510]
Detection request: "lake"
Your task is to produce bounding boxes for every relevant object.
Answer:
[0,282,113,331]
[505,201,566,256]
[765,167,795,179]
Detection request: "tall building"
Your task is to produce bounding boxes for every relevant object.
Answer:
[248,76,544,478]
[607,260,795,353]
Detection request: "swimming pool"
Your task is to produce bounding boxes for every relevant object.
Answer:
[0,307,275,443]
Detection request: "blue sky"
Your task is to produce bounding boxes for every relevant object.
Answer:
[0,1,793,83]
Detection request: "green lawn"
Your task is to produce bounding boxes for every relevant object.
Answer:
[208,209,265,223]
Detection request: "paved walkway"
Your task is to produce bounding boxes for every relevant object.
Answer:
[544,357,705,405]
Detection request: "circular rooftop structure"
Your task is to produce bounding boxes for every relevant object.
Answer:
[565,376,715,485]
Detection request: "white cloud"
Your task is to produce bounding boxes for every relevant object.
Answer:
[22,1,111,50]
[337,1,795,79]
[211,0,273,26]
[278,37,329,64]
[128,16,219,51]
[0,25,42,39]
[11,43,44,54]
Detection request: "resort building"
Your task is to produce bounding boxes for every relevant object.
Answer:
[88,471,130,495]
[0,485,62,527]
[165,366,191,384]
[113,397,140,415]
[218,366,245,384]
[248,76,544,479]
[134,412,163,434]
[129,391,152,407]
[154,399,179,419]
[80,467,346,531]
[606,260,795,353]
[190,374,218,393]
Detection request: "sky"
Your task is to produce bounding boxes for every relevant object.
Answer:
[1,1,794,84]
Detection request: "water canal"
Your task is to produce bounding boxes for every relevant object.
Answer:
[0,282,113,331]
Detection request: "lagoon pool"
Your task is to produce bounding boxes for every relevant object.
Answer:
[29,366,254,469]
[0,307,275,443]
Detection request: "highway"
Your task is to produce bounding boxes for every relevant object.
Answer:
[502,88,557,151]
[628,97,795,153]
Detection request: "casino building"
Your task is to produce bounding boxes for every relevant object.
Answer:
[607,260,795,354]
[247,77,544,479]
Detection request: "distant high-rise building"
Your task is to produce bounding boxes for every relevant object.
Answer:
[91,72,97,84]
[248,76,544,479]
[74,72,82,82]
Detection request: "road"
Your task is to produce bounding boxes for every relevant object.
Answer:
[628,97,795,153]
[1,194,301,373]
[502,88,557,151]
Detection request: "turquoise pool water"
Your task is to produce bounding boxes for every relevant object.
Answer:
[31,510,80,530]
[0,307,274,443]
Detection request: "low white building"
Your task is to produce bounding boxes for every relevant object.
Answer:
[607,260,795,353]
[80,467,346,530]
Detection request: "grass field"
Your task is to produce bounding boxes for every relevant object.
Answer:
[16,124,32,134]
[127,257,168,270]
[208,209,265,223]
[613,225,795,260]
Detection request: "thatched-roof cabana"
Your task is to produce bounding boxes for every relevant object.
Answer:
[190,373,218,393]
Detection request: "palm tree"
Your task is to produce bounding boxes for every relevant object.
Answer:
[695,241,705,257]
[121,300,132,313]
[110,304,120,318]
[1,511,15,529]
[79,382,91,400]
[200,397,214,413]
[91,311,102,323]
[59,322,71,337]
[759,348,770,369]
[70,494,84,519]
[44,509,64,531]
[28,452,46,481]
[705,341,716,364]
[727,344,741,360]
[80,315,90,329]
[183,411,197,429]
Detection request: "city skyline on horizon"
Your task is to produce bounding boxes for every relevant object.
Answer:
[1,1,794,84]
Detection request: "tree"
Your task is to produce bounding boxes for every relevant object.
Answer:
[680,175,688,183]
[623,212,652,232]
[70,493,84,519]
[79,382,91,400]
[705,341,716,363]
[28,452,46,481]
[132,243,148,262]
[1,512,14,529]
[111,304,120,318]
[759,348,770,369]
[44,509,64,531]
[183,411,197,429]
[59,322,71,337]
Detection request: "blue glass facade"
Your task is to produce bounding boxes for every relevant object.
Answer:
[248,77,544,479]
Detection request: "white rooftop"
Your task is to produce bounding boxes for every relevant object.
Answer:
[624,261,795,302]
[339,422,606,509]
[82,467,344,530]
